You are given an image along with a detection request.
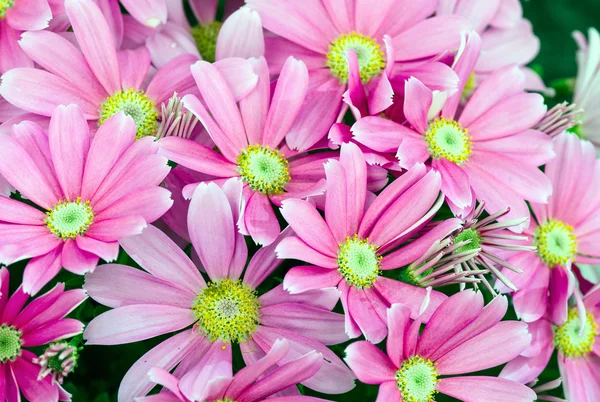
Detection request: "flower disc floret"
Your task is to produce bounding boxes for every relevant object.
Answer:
[425,118,472,165]
[192,279,261,343]
[554,308,598,358]
[99,89,159,139]
[0,325,22,363]
[191,21,223,63]
[237,145,291,195]
[326,32,385,83]
[534,219,577,267]
[0,0,14,18]
[45,198,94,240]
[395,355,439,402]
[453,228,482,253]
[337,235,381,289]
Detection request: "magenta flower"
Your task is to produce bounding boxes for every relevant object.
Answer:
[0,0,257,140]
[353,34,553,227]
[160,56,340,245]
[345,291,535,402]
[83,179,355,401]
[137,339,329,402]
[0,105,172,294]
[278,142,447,343]
[501,285,600,402]
[0,268,86,402]
[246,0,468,151]
[121,0,263,68]
[500,133,600,323]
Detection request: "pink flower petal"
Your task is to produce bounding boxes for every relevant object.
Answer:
[0,197,46,225]
[244,192,280,246]
[404,77,432,134]
[145,54,198,105]
[216,7,265,60]
[275,237,338,269]
[21,318,83,346]
[386,304,411,367]
[213,57,260,101]
[433,158,472,209]
[11,355,58,402]
[438,376,536,402]
[120,0,167,28]
[347,287,388,343]
[344,341,396,384]
[117,47,151,90]
[500,345,554,385]
[259,283,339,311]
[374,277,446,322]
[512,265,550,322]
[158,137,238,178]
[282,265,341,294]
[239,57,270,146]
[75,235,119,262]
[61,239,99,275]
[6,0,51,30]
[375,381,402,402]
[351,117,410,153]
[87,215,147,242]
[548,264,572,325]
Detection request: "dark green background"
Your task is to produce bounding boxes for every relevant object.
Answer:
[10,0,599,401]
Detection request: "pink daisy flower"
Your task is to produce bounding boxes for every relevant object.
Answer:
[501,284,600,402]
[278,142,447,343]
[345,291,536,402]
[137,339,329,402]
[159,56,384,245]
[500,132,600,323]
[121,0,262,68]
[352,33,553,226]
[0,105,172,295]
[0,268,86,402]
[83,179,355,401]
[0,0,257,140]
[246,0,468,151]
[438,0,545,94]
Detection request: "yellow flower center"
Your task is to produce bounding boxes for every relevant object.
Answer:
[192,279,260,344]
[190,21,223,63]
[534,219,577,267]
[554,308,598,358]
[99,89,159,139]
[326,32,385,83]
[425,118,472,165]
[45,198,94,240]
[396,355,439,402]
[237,145,291,195]
[337,235,381,289]
[0,0,14,18]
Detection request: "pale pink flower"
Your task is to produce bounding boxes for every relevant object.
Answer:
[0,105,172,294]
[501,284,600,402]
[121,0,263,68]
[0,268,86,402]
[499,133,600,323]
[0,0,257,140]
[246,0,468,151]
[83,179,355,401]
[345,292,535,402]
[352,32,553,227]
[277,142,447,343]
[159,56,386,245]
[438,0,546,93]
[137,339,329,402]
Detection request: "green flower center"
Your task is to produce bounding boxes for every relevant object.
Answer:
[534,219,577,267]
[237,145,291,195]
[191,21,223,63]
[396,355,439,402]
[326,32,385,83]
[453,228,482,253]
[192,279,261,343]
[337,235,381,289]
[0,0,13,18]
[0,325,22,363]
[99,89,159,139]
[554,308,598,358]
[45,198,94,240]
[425,118,472,165]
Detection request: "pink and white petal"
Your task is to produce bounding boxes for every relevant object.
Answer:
[473,130,554,166]
[282,265,341,294]
[491,0,522,29]
[263,36,326,74]
[437,376,536,402]
[375,381,402,402]
[189,0,218,24]
[84,304,195,345]
[548,264,572,326]
[11,357,58,402]
[374,277,446,322]
[561,355,600,402]
[146,23,199,69]
[61,240,99,275]
[84,263,195,308]
[21,318,83,346]
[339,142,367,236]
[345,51,368,118]
[512,263,550,322]
[86,215,147,242]
[65,0,122,94]
[351,116,413,153]
[259,283,339,311]
[262,57,308,148]
[117,47,151,90]
[6,0,52,30]
[213,57,260,101]
[395,135,431,170]
[95,186,173,224]
[81,112,136,201]
[260,303,347,345]
[275,237,338,269]
[118,329,207,402]
[0,197,46,225]
[386,303,411,367]
[324,159,348,244]
[368,72,394,116]
[120,0,167,28]
[279,199,338,257]
[94,0,125,48]
[16,288,86,334]
[499,345,554,385]
[22,247,63,296]
[0,23,33,74]
[75,237,116,264]
[244,192,279,246]
[239,57,270,146]
[433,158,472,209]
[436,321,531,375]
[48,104,90,200]
[344,341,396,384]
[347,287,388,343]
[404,77,432,134]
[158,136,238,177]
[216,7,265,60]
